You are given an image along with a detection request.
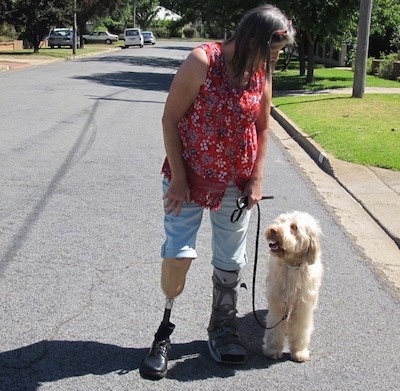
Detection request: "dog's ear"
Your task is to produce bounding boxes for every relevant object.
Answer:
[306,231,321,264]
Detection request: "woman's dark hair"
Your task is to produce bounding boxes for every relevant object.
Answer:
[227,4,295,81]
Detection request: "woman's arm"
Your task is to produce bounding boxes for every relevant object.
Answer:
[244,79,272,208]
[162,47,208,216]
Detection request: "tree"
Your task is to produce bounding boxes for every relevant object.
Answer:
[160,0,399,82]
[201,0,257,38]
[269,0,400,82]
[76,0,124,47]
[369,0,400,56]
[110,0,160,30]
[272,0,359,83]
[159,0,261,38]
[370,0,400,36]
[9,0,73,53]
[0,1,13,24]
[5,0,126,51]
[135,0,160,29]
[160,1,360,79]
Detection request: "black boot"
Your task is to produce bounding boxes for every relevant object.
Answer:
[140,321,175,380]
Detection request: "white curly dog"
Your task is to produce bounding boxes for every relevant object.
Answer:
[262,211,323,362]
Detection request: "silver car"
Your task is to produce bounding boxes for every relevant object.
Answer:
[82,31,119,44]
[142,31,156,45]
[48,28,78,49]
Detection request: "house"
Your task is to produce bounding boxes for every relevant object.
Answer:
[154,6,182,21]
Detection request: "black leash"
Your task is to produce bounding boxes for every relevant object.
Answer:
[232,195,288,330]
[252,199,288,330]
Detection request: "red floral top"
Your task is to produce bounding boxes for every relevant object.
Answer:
[162,42,266,209]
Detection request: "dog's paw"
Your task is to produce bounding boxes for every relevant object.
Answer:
[290,349,310,362]
[262,346,283,360]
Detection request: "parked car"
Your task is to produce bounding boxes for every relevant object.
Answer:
[82,31,119,44]
[124,28,143,48]
[142,31,156,45]
[48,28,78,49]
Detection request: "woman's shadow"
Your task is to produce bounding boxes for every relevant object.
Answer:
[0,311,290,389]
[0,339,144,390]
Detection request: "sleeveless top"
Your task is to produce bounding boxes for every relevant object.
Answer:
[162,42,266,209]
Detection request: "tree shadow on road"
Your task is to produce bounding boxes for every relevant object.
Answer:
[73,70,175,91]
[79,54,185,70]
[158,45,196,51]
[74,53,187,91]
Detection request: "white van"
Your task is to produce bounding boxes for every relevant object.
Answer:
[124,28,144,48]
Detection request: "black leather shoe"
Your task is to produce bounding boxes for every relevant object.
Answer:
[140,338,171,380]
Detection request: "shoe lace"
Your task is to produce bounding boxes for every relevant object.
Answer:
[212,326,243,345]
[150,339,170,357]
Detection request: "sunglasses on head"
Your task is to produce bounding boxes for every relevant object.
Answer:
[270,20,293,40]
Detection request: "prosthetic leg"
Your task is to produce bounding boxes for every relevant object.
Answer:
[207,267,246,364]
[140,257,191,380]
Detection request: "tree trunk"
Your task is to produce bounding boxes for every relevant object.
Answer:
[306,33,315,83]
[281,46,294,71]
[32,34,40,53]
[298,32,306,76]
[78,19,86,49]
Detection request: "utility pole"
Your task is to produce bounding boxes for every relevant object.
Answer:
[72,0,77,55]
[352,0,373,98]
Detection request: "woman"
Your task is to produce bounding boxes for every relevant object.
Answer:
[141,4,295,380]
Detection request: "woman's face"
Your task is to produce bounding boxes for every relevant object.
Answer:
[270,45,285,63]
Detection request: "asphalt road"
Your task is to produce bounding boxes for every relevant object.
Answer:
[0,42,399,390]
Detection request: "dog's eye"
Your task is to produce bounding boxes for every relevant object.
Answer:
[290,222,298,233]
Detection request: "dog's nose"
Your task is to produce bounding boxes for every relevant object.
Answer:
[268,227,278,239]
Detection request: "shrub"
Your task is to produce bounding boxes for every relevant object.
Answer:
[152,26,169,38]
[0,22,18,41]
[377,52,399,80]
[151,19,183,38]
[182,27,196,38]
[366,57,374,75]
[390,28,400,51]
[168,19,185,38]
[169,27,182,38]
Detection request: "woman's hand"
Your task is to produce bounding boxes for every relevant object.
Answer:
[243,178,263,209]
[163,177,191,216]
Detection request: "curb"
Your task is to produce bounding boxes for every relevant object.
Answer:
[271,106,334,176]
[0,46,122,72]
[271,105,400,249]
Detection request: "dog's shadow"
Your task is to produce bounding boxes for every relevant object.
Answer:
[0,312,291,389]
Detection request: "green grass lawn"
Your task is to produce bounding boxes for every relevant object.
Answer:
[273,94,400,170]
[273,67,400,90]
[271,63,400,171]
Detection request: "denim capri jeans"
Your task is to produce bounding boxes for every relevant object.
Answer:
[161,178,251,271]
